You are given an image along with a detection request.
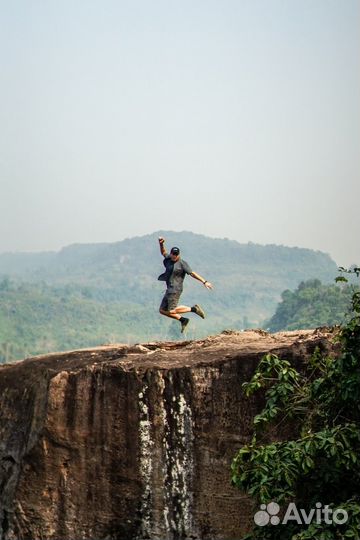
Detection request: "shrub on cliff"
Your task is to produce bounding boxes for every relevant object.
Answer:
[232,268,360,539]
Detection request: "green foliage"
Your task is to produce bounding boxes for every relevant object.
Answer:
[0,281,169,362]
[0,232,339,360]
[0,231,338,322]
[266,278,358,332]
[232,268,360,539]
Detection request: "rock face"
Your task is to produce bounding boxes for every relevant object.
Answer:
[0,329,337,540]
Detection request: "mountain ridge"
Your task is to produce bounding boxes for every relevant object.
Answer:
[0,229,335,262]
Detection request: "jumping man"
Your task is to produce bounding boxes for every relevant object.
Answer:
[157,236,213,333]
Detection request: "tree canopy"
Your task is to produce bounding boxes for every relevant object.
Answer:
[265,279,358,332]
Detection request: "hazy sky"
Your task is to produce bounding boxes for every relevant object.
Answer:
[1,0,359,266]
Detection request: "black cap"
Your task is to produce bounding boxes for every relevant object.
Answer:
[170,246,180,255]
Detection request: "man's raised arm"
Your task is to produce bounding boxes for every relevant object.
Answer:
[158,237,167,257]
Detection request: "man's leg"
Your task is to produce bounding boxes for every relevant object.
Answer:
[159,293,190,333]
[171,305,205,319]
[170,305,191,314]
[159,308,181,320]
[159,292,183,319]
[160,305,205,318]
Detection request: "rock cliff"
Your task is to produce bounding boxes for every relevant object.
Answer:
[0,329,337,540]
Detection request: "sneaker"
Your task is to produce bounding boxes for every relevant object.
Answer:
[180,318,190,333]
[193,304,205,319]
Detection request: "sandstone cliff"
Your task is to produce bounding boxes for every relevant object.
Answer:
[0,329,337,540]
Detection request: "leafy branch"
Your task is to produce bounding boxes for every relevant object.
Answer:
[232,268,360,539]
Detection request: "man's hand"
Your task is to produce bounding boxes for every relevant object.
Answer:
[158,237,165,245]
[204,281,213,290]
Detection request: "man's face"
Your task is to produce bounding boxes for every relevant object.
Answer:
[170,253,180,262]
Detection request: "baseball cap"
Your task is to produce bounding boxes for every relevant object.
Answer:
[170,247,180,255]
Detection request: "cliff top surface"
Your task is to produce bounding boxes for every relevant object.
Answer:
[0,329,337,380]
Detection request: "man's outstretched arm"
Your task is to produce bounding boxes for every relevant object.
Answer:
[158,237,167,257]
[190,271,213,290]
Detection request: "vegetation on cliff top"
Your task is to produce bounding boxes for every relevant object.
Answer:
[232,268,360,539]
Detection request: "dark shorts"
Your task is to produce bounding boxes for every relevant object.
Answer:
[160,291,181,311]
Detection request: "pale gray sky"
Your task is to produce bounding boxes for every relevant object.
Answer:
[0,0,359,266]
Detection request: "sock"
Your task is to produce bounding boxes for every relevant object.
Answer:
[180,317,188,323]
[191,306,196,312]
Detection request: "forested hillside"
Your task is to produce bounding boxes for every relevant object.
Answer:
[0,231,339,361]
[265,278,359,332]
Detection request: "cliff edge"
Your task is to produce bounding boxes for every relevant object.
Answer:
[0,329,338,540]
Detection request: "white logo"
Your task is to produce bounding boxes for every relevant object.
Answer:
[254,502,348,527]
[254,502,280,526]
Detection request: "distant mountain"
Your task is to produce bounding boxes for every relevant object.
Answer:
[0,231,339,360]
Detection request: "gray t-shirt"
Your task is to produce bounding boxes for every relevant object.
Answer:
[158,256,193,293]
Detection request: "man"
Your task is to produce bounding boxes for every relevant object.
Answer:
[157,236,213,333]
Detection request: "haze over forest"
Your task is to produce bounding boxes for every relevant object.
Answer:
[1,230,353,362]
[0,1,358,360]
[1,1,359,267]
